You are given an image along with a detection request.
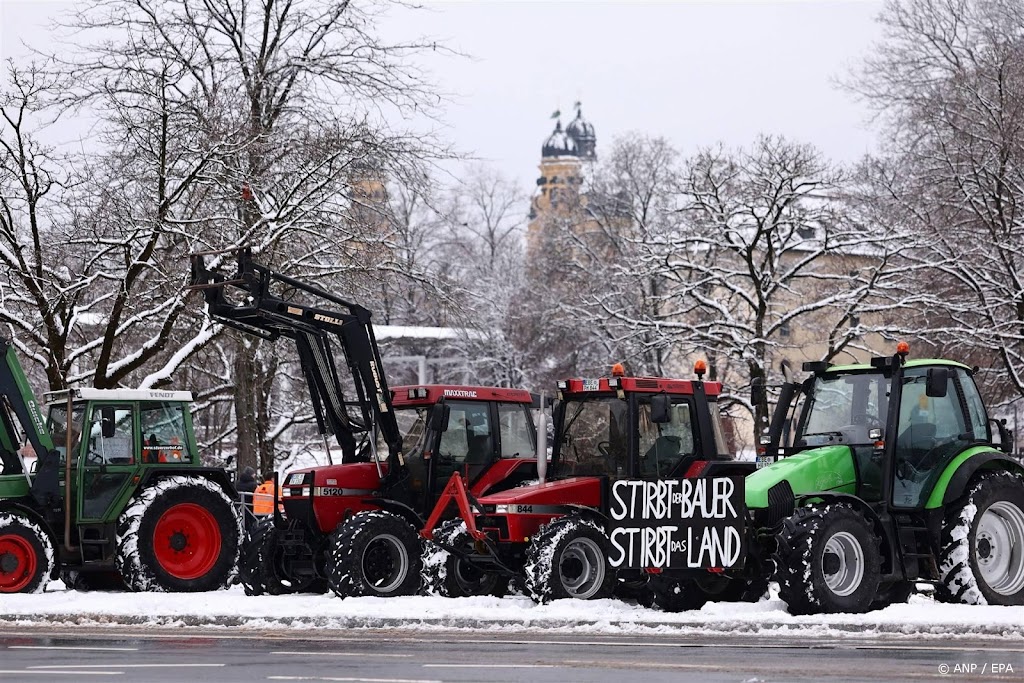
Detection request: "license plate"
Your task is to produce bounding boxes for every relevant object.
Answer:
[582,379,600,391]
[756,456,774,470]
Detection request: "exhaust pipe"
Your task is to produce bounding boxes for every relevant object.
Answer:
[536,395,547,484]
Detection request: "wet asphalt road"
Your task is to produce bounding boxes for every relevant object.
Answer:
[0,626,1021,683]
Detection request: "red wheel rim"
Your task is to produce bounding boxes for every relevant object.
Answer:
[0,533,37,593]
[152,503,222,580]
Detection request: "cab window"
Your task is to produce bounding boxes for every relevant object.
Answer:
[438,402,493,466]
[498,403,534,458]
[140,403,190,464]
[46,404,84,463]
[892,368,969,507]
[638,399,696,478]
[86,405,135,465]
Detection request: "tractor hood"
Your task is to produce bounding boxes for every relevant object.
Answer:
[282,462,388,491]
[478,476,602,508]
[746,445,857,509]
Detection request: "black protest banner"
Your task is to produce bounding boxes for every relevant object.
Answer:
[607,477,745,570]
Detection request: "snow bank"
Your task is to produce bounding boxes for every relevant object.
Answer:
[0,583,1020,639]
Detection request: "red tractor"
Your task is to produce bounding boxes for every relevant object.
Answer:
[421,362,754,608]
[191,250,540,597]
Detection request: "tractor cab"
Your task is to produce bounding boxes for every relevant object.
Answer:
[550,362,745,481]
[753,343,1013,511]
[40,389,201,526]
[745,343,1023,614]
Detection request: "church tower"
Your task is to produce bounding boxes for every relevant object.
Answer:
[527,103,597,254]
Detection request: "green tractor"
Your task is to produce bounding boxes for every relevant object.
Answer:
[0,336,241,593]
[744,343,1024,614]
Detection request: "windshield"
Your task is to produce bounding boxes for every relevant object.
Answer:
[375,407,427,462]
[556,397,628,477]
[45,404,85,463]
[799,372,889,446]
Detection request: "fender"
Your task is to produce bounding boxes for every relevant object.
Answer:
[0,501,60,577]
[136,467,238,499]
[363,497,424,530]
[928,449,1024,508]
[564,503,608,528]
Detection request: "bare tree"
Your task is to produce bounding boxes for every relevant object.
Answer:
[0,0,452,475]
[851,0,1024,412]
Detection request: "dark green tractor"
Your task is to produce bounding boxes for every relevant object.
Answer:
[744,344,1023,614]
[0,336,241,593]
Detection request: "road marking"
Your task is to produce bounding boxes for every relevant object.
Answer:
[422,664,557,669]
[272,652,412,658]
[0,671,122,676]
[267,677,441,683]
[30,664,226,669]
[7,646,138,652]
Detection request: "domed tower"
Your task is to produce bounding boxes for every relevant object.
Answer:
[565,103,596,162]
[527,109,593,257]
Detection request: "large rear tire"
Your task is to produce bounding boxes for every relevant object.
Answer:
[936,471,1024,606]
[0,513,53,594]
[422,519,508,597]
[116,476,241,592]
[326,510,422,598]
[773,503,881,615]
[524,516,615,603]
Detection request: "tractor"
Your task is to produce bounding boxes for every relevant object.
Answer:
[191,249,540,598]
[0,337,241,594]
[420,362,754,607]
[739,343,1024,614]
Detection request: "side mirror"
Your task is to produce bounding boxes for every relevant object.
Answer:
[926,367,949,398]
[100,407,116,439]
[751,377,765,407]
[650,394,672,424]
[429,403,450,432]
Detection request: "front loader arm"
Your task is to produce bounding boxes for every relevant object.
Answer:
[0,336,59,504]
[189,249,404,477]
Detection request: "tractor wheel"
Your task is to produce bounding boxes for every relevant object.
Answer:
[651,574,768,613]
[239,517,289,596]
[116,476,241,592]
[936,471,1024,606]
[773,503,881,615]
[240,519,326,596]
[326,510,422,598]
[524,515,615,603]
[422,519,508,597]
[0,513,53,594]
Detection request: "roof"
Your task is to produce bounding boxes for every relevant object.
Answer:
[391,385,534,406]
[824,358,971,374]
[43,388,194,405]
[559,376,723,398]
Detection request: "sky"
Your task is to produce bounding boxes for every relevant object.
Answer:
[1,0,886,193]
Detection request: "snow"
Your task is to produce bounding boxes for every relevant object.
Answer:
[1,583,1020,639]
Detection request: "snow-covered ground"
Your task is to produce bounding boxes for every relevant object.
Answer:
[1,583,1020,640]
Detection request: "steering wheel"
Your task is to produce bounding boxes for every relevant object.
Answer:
[851,413,883,430]
[597,441,611,457]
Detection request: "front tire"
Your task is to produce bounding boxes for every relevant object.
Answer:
[524,516,615,603]
[422,519,508,597]
[773,503,881,615]
[326,510,422,598]
[116,476,241,592]
[936,471,1024,606]
[0,513,53,594]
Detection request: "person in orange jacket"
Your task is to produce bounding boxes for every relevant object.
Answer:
[252,473,276,516]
